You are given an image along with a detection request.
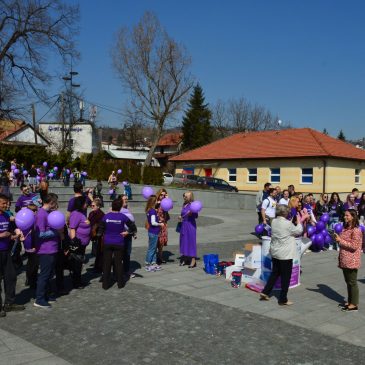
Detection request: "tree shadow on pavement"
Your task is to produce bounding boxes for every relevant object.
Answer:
[306,284,345,303]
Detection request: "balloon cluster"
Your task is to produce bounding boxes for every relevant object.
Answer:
[307,213,334,251]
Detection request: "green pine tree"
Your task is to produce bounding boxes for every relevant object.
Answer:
[182,84,212,151]
[337,129,346,141]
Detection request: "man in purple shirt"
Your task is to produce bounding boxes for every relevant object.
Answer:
[34,193,62,309]
[66,182,93,223]
[97,199,136,290]
[0,194,24,317]
[15,184,38,212]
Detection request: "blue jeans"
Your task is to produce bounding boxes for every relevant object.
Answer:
[145,233,158,265]
[36,253,56,303]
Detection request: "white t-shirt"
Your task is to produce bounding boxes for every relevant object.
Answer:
[262,196,277,218]
[279,198,289,206]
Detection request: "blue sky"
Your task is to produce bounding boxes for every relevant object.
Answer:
[42,0,365,139]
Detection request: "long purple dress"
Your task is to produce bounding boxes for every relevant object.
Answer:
[179,203,198,257]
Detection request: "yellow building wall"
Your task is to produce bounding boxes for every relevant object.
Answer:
[174,157,365,194]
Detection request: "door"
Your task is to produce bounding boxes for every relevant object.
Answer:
[204,168,212,177]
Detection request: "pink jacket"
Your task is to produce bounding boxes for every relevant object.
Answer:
[338,227,362,269]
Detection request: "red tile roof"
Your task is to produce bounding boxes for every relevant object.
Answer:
[170,128,365,162]
[0,120,26,141]
[157,132,183,147]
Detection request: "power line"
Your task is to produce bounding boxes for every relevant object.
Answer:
[36,96,60,123]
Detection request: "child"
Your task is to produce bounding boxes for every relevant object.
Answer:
[144,195,164,272]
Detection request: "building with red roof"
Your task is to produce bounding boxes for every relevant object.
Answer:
[170,128,365,193]
[154,132,183,167]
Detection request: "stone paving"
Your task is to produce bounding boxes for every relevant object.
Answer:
[1,206,365,364]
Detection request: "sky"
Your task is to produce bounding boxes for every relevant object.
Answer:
[40,0,365,140]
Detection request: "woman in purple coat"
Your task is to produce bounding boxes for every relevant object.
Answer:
[179,191,198,268]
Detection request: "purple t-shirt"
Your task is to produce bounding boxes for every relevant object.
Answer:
[102,212,129,245]
[34,208,59,254]
[67,195,92,214]
[0,213,11,251]
[15,194,36,210]
[69,211,91,246]
[147,208,160,235]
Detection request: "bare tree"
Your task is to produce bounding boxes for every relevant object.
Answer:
[211,99,230,139]
[112,11,194,166]
[0,0,79,117]
[227,97,251,132]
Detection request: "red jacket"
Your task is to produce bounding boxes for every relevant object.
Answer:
[338,227,362,269]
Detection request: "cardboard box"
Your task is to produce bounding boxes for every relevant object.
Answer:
[244,243,262,269]
[241,267,262,284]
[234,252,245,267]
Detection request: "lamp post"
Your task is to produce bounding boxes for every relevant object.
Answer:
[62,68,80,150]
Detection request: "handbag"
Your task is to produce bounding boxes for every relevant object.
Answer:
[176,222,182,233]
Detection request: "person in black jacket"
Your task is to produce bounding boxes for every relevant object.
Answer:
[328,192,344,250]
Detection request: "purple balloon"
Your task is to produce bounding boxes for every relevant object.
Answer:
[307,225,316,237]
[36,176,41,181]
[66,169,70,174]
[316,221,325,232]
[334,223,343,234]
[117,169,122,174]
[314,233,324,245]
[190,200,203,213]
[47,211,65,230]
[109,189,114,195]
[82,171,87,176]
[122,181,128,186]
[15,208,35,230]
[54,166,58,171]
[48,173,54,178]
[14,168,19,174]
[161,197,173,211]
[360,225,365,233]
[11,165,16,170]
[324,235,332,245]
[320,213,330,223]
[321,229,329,237]
[36,168,40,174]
[255,224,264,234]
[22,170,28,176]
[43,161,48,167]
[70,173,74,178]
[142,186,154,199]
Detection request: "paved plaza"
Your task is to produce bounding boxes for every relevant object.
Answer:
[1,206,365,364]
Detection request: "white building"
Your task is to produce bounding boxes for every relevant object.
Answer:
[39,121,100,156]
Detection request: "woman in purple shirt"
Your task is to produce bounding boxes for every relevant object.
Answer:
[145,195,164,272]
[97,199,136,289]
[179,191,198,268]
[69,196,91,289]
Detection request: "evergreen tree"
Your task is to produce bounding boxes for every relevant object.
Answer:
[182,84,212,150]
[337,129,346,141]
[322,128,328,135]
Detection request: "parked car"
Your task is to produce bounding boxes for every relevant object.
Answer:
[197,176,238,192]
[173,173,200,185]
[163,172,173,185]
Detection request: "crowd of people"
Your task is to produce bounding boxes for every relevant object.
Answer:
[257,182,363,312]
[0,159,199,316]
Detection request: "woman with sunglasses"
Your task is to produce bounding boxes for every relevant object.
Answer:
[88,198,105,272]
[334,209,362,312]
[156,188,170,265]
[314,193,329,221]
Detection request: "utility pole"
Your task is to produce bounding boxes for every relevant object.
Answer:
[61,92,65,148]
[32,103,38,144]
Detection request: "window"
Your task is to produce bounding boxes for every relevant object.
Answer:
[248,168,257,183]
[301,168,313,184]
[355,169,361,184]
[228,168,237,182]
[270,168,280,183]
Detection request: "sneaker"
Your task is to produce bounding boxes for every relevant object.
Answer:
[152,265,162,271]
[130,273,136,278]
[33,300,51,309]
[341,305,358,312]
[47,296,57,303]
[145,265,155,272]
[279,301,294,306]
[3,303,25,312]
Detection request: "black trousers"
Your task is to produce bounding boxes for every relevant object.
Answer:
[262,258,293,304]
[26,252,39,289]
[69,246,86,287]
[0,250,17,307]
[103,244,125,289]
